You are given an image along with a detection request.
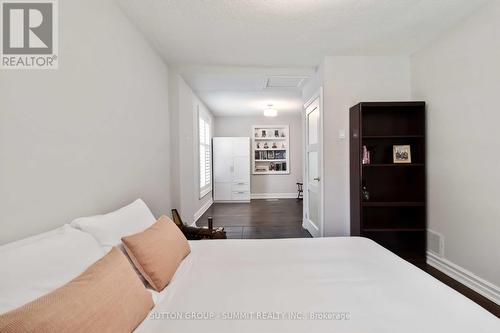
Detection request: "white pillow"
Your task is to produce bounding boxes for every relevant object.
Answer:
[70,199,156,251]
[0,225,105,314]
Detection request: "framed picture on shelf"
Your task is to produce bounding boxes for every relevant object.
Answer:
[393,145,411,164]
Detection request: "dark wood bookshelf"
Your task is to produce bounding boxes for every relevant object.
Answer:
[363,163,425,167]
[363,135,424,139]
[350,101,426,267]
[362,202,425,207]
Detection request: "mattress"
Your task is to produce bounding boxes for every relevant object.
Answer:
[136,237,499,333]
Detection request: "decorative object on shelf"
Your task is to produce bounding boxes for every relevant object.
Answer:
[275,150,286,159]
[272,142,277,149]
[256,143,260,149]
[281,132,285,137]
[362,145,371,164]
[274,130,279,137]
[261,130,266,137]
[281,143,286,148]
[255,132,259,138]
[256,165,268,172]
[263,142,269,149]
[393,145,411,164]
[362,182,370,201]
[269,162,276,171]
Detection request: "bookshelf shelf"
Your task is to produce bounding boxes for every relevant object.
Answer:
[254,138,286,141]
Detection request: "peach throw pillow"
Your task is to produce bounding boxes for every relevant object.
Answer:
[122,215,191,292]
[0,247,153,333]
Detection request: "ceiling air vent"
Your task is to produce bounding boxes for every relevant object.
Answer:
[265,76,308,89]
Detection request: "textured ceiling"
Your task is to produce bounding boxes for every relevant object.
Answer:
[118,0,491,67]
[117,0,491,116]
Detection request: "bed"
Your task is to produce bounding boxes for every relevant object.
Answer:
[137,237,499,332]
[1,200,497,332]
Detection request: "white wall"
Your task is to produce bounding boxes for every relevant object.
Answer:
[169,73,214,224]
[319,56,412,236]
[0,0,172,244]
[411,0,500,287]
[214,114,303,196]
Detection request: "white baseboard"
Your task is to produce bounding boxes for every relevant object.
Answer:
[427,251,500,305]
[192,198,213,226]
[251,193,298,199]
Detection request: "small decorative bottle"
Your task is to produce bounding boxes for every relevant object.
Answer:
[362,182,370,201]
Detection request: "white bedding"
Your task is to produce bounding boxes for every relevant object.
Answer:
[136,237,499,333]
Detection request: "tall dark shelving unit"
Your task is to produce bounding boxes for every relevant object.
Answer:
[350,102,426,267]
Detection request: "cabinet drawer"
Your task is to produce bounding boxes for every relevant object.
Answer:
[232,182,250,192]
[231,191,250,201]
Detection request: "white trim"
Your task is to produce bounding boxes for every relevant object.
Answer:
[250,193,298,199]
[192,198,214,226]
[198,104,213,199]
[427,251,500,305]
[302,218,320,238]
[200,186,211,198]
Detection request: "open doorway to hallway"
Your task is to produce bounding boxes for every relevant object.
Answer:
[173,67,315,238]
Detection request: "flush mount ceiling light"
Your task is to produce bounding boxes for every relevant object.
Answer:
[264,104,278,117]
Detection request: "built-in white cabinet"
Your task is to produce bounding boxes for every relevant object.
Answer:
[213,137,250,202]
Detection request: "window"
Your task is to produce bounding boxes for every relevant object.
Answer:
[199,112,212,197]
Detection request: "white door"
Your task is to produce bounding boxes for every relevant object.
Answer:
[303,94,323,237]
[232,137,250,157]
[213,138,233,183]
[233,157,250,183]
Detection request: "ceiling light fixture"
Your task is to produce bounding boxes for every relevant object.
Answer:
[264,104,278,117]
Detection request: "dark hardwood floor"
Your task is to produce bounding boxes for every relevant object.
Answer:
[197,199,311,239]
[196,199,498,317]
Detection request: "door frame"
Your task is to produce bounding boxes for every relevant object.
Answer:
[302,88,324,237]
